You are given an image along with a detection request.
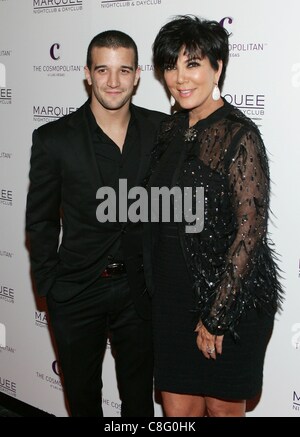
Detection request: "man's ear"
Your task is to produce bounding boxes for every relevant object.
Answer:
[134,66,141,86]
[84,66,92,86]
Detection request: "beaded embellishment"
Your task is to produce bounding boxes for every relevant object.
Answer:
[184,127,198,142]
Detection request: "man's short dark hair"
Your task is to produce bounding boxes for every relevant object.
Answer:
[86,30,139,70]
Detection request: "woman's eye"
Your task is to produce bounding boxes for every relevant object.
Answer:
[187,62,200,68]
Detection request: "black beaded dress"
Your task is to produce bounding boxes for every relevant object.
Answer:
[148,100,283,399]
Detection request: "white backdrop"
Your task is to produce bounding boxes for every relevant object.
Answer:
[0,0,299,417]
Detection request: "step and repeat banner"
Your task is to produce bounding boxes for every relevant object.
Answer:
[0,0,299,417]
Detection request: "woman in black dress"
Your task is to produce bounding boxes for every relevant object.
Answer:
[147,15,283,416]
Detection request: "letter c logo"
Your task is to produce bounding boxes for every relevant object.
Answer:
[52,360,61,376]
[219,17,233,36]
[50,43,60,60]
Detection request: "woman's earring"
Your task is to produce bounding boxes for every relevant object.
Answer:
[170,95,176,106]
[212,84,221,101]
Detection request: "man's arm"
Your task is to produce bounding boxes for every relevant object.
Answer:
[26,129,61,296]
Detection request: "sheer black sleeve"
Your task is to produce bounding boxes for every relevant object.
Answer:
[202,129,270,335]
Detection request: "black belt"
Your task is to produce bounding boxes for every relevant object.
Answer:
[100,262,126,278]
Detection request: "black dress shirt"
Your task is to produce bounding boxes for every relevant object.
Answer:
[86,104,140,263]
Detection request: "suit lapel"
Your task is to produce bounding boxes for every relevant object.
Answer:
[134,109,157,186]
[67,103,104,190]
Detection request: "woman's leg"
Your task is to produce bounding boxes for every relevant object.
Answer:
[205,396,246,417]
[161,392,206,417]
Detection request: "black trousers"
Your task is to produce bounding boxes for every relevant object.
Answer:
[46,274,154,417]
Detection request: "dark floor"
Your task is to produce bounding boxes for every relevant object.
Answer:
[0,404,22,417]
[0,393,53,417]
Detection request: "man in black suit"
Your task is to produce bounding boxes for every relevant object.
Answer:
[26,30,167,417]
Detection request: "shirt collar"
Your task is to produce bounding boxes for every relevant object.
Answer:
[85,100,136,135]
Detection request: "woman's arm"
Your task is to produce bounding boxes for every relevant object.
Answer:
[201,129,270,336]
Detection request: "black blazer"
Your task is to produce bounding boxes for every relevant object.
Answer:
[26,101,167,319]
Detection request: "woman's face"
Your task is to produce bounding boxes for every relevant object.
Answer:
[164,47,222,119]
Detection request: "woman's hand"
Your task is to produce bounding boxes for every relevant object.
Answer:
[195,322,224,359]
